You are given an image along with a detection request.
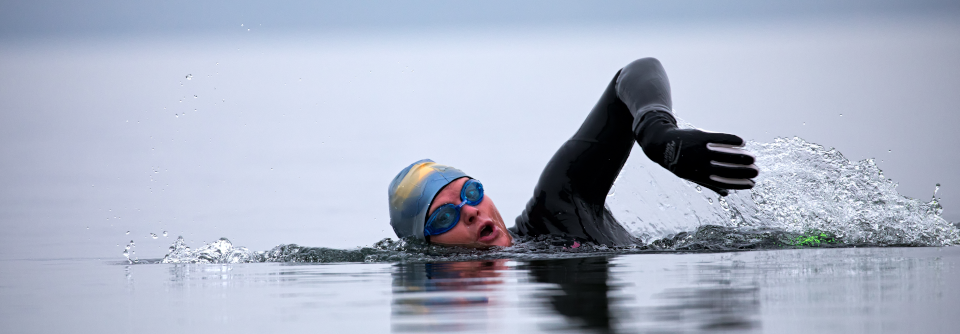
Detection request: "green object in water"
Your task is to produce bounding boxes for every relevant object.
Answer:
[792,230,837,247]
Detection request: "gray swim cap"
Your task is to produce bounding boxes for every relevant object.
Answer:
[388,159,468,240]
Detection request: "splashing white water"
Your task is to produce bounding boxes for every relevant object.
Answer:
[162,237,257,264]
[607,136,958,246]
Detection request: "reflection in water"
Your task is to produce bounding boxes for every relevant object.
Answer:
[142,248,958,333]
[524,256,760,333]
[389,256,764,333]
[391,260,509,332]
[522,256,617,332]
[640,261,760,333]
[166,263,243,287]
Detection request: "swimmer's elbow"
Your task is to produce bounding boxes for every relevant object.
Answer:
[616,58,666,89]
[624,57,664,72]
[615,57,673,123]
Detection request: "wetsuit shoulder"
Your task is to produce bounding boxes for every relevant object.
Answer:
[513,58,674,247]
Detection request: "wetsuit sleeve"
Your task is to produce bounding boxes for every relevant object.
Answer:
[513,63,645,246]
[615,58,676,134]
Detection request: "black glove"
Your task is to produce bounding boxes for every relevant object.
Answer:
[635,111,759,196]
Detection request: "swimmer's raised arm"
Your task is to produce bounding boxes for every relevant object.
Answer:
[617,58,759,196]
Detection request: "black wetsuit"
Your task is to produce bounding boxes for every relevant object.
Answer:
[509,57,758,246]
[507,58,669,246]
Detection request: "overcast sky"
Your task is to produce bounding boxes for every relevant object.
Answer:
[2,0,959,38]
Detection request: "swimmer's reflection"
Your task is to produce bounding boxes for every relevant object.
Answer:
[522,256,617,332]
[390,257,619,333]
[390,256,759,333]
[391,260,508,333]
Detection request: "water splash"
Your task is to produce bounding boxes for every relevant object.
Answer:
[123,240,137,264]
[162,237,256,264]
[608,136,958,247]
[748,137,954,245]
[160,234,652,264]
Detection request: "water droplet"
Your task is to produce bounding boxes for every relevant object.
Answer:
[241,24,244,27]
[150,233,158,239]
[193,95,197,98]
[934,183,940,197]
[707,198,714,204]
[126,231,130,235]
[695,186,702,193]
[839,114,843,117]
[186,74,192,80]
[175,114,178,118]
[888,150,892,153]
[802,122,806,126]
[607,185,616,197]
[163,231,168,237]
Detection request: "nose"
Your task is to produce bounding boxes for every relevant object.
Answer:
[460,204,480,226]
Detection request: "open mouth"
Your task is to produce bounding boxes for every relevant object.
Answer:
[476,222,498,243]
[479,224,494,238]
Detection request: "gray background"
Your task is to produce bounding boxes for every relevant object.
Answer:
[1,1,958,260]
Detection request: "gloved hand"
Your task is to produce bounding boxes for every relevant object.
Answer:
[635,111,759,196]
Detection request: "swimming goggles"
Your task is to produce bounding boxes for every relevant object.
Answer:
[424,179,484,236]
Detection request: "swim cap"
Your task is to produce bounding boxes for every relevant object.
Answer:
[388,159,468,240]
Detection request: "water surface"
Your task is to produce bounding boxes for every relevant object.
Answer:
[2,247,956,333]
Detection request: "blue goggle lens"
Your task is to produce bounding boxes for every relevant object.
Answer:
[424,179,484,236]
[462,180,483,204]
[429,205,459,233]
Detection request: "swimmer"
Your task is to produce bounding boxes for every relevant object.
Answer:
[387,58,759,248]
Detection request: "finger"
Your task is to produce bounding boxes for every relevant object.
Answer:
[709,175,755,189]
[703,133,744,146]
[708,150,755,166]
[710,162,759,179]
[706,143,754,157]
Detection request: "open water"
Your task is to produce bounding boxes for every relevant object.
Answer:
[3,247,957,333]
[3,11,960,334]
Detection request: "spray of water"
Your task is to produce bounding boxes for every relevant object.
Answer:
[607,136,957,247]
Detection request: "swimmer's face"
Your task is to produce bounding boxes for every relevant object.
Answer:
[427,177,513,248]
